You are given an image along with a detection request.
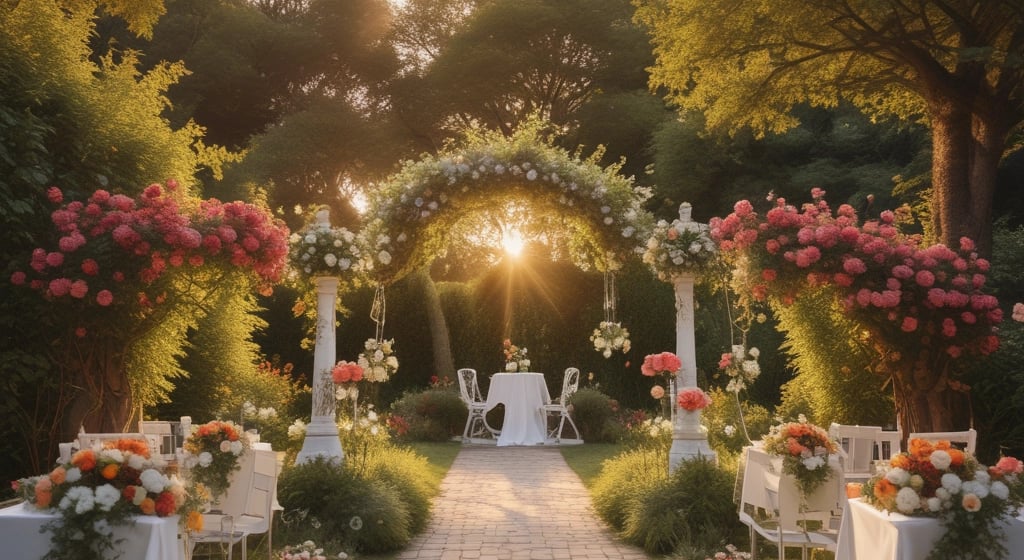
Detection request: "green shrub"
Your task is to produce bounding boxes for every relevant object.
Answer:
[276,457,411,554]
[349,444,436,534]
[702,388,774,458]
[389,387,468,442]
[591,447,667,532]
[622,457,740,554]
[570,388,620,443]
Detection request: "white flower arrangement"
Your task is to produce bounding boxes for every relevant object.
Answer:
[590,321,631,358]
[357,338,398,382]
[642,203,718,281]
[288,209,363,279]
[718,344,761,393]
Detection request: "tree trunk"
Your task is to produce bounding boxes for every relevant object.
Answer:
[888,350,971,437]
[928,94,1006,257]
[61,339,135,441]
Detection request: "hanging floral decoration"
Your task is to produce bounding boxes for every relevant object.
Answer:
[642,202,719,281]
[640,351,682,378]
[718,344,761,393]
[591,321,631,358]
[358,338,399,383]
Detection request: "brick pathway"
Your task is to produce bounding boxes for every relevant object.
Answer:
[394,445,651,560]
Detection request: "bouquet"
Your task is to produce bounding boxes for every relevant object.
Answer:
[13,438,188,560]
[288,208,363,279]
[590,321,631,358]
[502,339,531,372]
[182,420,248,501]
[718,344,761,393]
[761,417,839,499]
[862,438,1024,559]
[677,387,712,412]
[358,338,398,382]
[641,351,681,377]
[641,202,718,281]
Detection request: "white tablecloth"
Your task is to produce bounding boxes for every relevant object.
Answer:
[836,497,1024,560]
[485,372,551,446]
[0,502,183,560]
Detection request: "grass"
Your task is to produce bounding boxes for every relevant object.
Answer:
[405,440,461,488]
[560,442,624,489]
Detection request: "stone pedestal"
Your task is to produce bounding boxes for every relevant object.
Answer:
[296,276,344,465]
[668,273,717,471]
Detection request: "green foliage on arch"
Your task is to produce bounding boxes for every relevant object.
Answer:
[362,120,655,284]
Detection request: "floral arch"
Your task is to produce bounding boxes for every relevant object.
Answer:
[357,122,656,285]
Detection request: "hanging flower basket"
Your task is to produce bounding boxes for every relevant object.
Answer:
[590,321,631,358]
[642,203,719,281]
[287,208,364,279]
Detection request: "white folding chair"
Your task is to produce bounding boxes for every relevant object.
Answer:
[541,367,582,444]
[908,428,977,455]
[828,424,881,483]
[190,449,278,560]
[738,446,841,560]
[457,368,496,442]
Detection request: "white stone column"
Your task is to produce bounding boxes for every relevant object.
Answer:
[296,275,345,464]
[668,207,716,471]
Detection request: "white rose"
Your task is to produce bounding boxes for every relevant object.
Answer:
[930,450,952,470]
[895,486,920,513]
[927,497,943,512]
[198,451,213,467]
[991,480,1010,500]
[324,253,338,267]
[941,473,962,493]
[230,441,244,455]
[94,483,121,511]
[140,469,167,493]
[386,356,399,369]
[886,468,911,486]
[378,250,392,265]
[304,233,317,244]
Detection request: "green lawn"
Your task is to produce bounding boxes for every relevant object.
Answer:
[559,442,623,488]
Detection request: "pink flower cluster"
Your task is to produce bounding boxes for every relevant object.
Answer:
[676,387,712,411]
[331,360,364,383]
[710,189,1001,365]
[641,351,682,377]
[10,182,289,316]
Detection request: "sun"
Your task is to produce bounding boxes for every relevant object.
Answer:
[502,228,525,258]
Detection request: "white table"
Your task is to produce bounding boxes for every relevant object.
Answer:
[836,497,1024,560]
[0,502,183,560]
[485,372,551,446]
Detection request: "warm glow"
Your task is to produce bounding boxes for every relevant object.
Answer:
[502,228,525,257]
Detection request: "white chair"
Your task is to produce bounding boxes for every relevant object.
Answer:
[541,367,582,443]
[77,432,151,453]
[190,448,278,560]
[457,368,495,442]
[908,428,977,455]
[875,429,902,460]
[738,446,842,560]
[828,424,881,483]
[139,421,175,458]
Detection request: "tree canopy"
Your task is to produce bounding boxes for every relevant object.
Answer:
[635,0,1024,254]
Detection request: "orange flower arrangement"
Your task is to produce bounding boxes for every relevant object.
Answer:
[863,438,1024,559]
[14,438,189,560]
[183,419,248,500]
[761,418,839,498]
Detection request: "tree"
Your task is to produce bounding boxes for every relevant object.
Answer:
[635,0,1024,255]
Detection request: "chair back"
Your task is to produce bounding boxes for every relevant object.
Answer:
[559,367,581,405]
[828,423,881,476]
[741,447,841,532]
[908,428,977,455]
[875,430,902,460]
[457,368,483,404]
[213,449,276,518]
[140,421,176,457]
[242,450,278,531]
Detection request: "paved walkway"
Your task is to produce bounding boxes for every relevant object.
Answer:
[394,445,651,560]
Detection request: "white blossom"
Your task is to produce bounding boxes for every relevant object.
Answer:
[895,486,921,513]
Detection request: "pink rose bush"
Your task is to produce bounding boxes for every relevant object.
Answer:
[709,189,1001,427]
[10,182,289,318]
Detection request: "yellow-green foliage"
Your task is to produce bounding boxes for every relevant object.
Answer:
[774,288,894,426]
[592,447,667,532]
[702,387,774,458]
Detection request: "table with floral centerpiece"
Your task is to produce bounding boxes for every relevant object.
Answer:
[0,501,184,560]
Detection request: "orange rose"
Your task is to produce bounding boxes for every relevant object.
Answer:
[101,463,119,480]
[49,466,67,485]
[934,440,952,451]
[909,438,933,459]
[34,477,53,508]
[186,510,204,532]
[947,449,965,467]
[874,477,898,500]
[139,497,156,515]
[890,454,912,470]
[71,449,96,471]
